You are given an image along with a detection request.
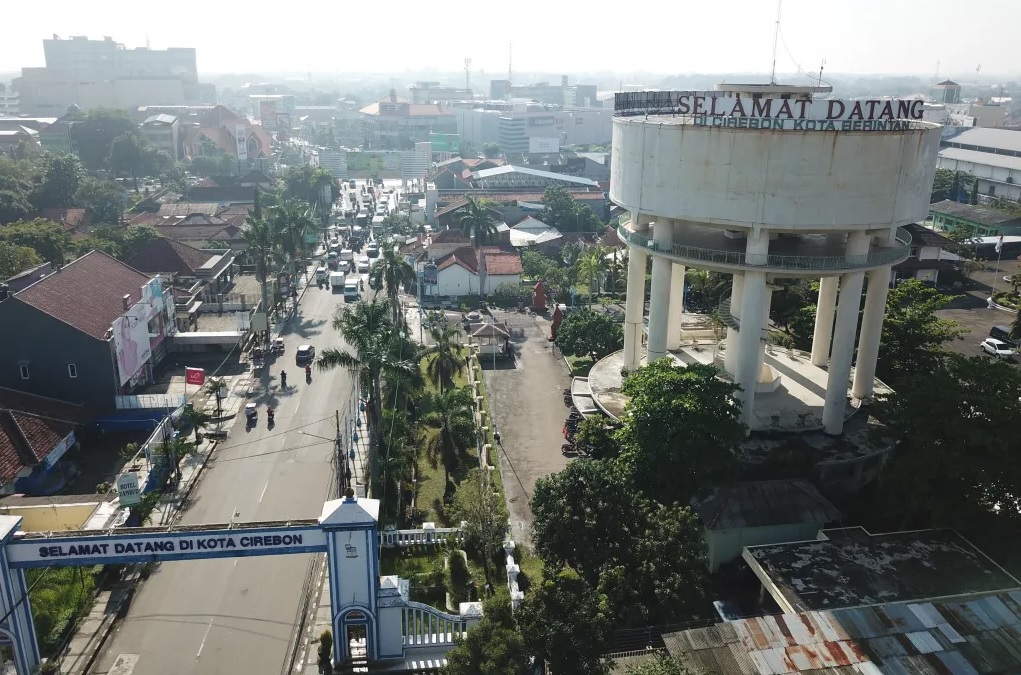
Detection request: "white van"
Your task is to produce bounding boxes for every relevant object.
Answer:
[357,257,370,274]
[343,279,360,302]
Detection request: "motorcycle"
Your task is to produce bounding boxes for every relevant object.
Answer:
[281,372,287,388]
[305,365,313,382]
[267,408,275,426]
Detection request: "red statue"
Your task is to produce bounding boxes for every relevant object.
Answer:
[532,279,547,313]
[550,305,564,341]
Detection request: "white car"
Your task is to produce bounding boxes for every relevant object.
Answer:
[980,338,1014,360]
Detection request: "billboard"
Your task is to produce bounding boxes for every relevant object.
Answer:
[260,100,278,131]
[344,152,402,177]
[276,113,291,141]
[235,124,248,160]
[428,133,460,152]
[529,137,560,154]
[529,115,556,127]
[113,312,152,386]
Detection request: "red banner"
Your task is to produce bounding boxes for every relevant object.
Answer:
[185,367,206,386]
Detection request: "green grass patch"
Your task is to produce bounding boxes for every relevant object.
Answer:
[565,355,594,376]
[29,566,99,657]
[514,544,545,592]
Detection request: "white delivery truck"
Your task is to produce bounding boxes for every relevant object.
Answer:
[339,249,354,263]
[343,278,360,302]
[329,271,346,292]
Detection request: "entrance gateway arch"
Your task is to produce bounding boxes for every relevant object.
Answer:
[0,490,479,674]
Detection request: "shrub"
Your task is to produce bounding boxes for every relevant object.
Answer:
[490,282,532,308]
[445,551,472,603]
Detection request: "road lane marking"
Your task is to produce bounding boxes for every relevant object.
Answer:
[196,620,213,659]
[293,399,302,415]
[259,480,270,503]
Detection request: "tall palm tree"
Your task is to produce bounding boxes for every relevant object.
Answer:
[369,247,417,326]
[576,246,605,306]
[316,299,417,496]
[457,197,500,299]
[271,198,316,279]
[424,324,463,392]
[421,386,476,492]
[243,216,281,335]
[309,168,337,227]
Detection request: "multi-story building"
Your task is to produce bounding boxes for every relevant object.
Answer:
[140,114,180,160]
[359,90,457,149]
[408,82,472,104]
[15,36,212,116]
[937,127,1021,201]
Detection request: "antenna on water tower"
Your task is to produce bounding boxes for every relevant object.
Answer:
[817,59,826,87]
[769,0,782,85]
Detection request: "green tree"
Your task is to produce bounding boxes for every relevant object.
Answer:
[530,459,709,626]
[70,108,138,171]
[555,308,624,360]
[270,198,315,277]
[482,143,501,159]
[1012,308,1021,341]
[451,467,508,581]
[517,570,612,675]
[575,246,605,304]
[75,177,125,225]
[874,353,1021,529]
[110,131,147,191]
[769,279,816,331]
[618,360,743,505]
[0,218,74,264]
[317,299,417,495]
[930,168,971,203]
[458,196,499,298]
[31,153,83,211]
[540,185,603,233]
[0,241,42,278]
[423,324,464,392]
[421,386,476,492]
[573,416,620,459]
[625,653,702,675]
[369,246,417,326]
[685,269,728,312]
[878,278,965,385]
[378,408,415,524]
[189,155,221,178]
[242,216,281,325]
[0,156,36,224]
[442,591,528,675]
[969,177,980,205]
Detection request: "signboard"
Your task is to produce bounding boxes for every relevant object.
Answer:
[529,116,556,127]
[185,367,205,386]
[235,124,248,160]
[345,152,402,177]
[7,526,327,567]
[428,133,460,152]
[113,313,152,386]
[529,137,560,154]
[260,100,278,131]
[422,262,438,286]
[613,91,926,132]
[116,472,141,507]
[276,113,291,141]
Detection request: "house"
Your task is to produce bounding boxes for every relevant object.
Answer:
[127,238,236,332]
[0,388,87,496]
[2,263,53,294]
[0,251,176,411]
[431,189,607,227]
[692,479,841,572]
[180,105,273,161]
[150,213,247,251]
[41,207,89,235]
[929,198,1021,237]
[891,223,957,286]
[0,126,39,157]
[509,217,563,254]
[482,246,524,292]
[432,247,480,297]
[140,113,180,160]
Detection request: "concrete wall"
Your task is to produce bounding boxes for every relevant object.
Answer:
[483,273,521,295]
[0,502,100,532]
[610,117,943,231]
[705,522,823,572]
[936,155,1021,202]
[433,265,476,297]
[0,299,118,408]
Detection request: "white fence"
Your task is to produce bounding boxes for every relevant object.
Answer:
[402,601,468,648]
[504,540,525,610]
[379,525,465,548]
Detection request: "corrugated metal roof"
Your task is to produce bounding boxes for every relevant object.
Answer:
[696,480,842,531]
[664,590,1021,674]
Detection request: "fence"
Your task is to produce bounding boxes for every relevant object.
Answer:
[504,541,525,610]
[379,526,464,548]
[402,601,469,648]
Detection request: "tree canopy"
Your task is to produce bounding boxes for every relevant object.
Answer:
[0,218,74,264]
[618,360,743,505]
[877,278,965,385]
[442,591,529,675]
[555,308,624,360]
[540,185,604,233]
[69,108,139,171]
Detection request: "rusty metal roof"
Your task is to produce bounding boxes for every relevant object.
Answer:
[695,480,842,531]
[664,590,1021,674]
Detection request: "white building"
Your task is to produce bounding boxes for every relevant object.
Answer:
[604,83,941,436]
[429,246,522,298]
[937,127,1021,202]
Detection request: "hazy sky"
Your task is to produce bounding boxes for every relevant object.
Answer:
[2,0,1019,80]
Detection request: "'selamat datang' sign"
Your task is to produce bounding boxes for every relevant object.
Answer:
[8,527,326,566]
[614,91,927,131]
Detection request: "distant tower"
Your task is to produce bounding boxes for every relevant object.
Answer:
[465,57,472,100]
[508,44,513,85]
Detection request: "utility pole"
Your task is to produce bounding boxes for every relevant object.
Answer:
[335,409,343,494]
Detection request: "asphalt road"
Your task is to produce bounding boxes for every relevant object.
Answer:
[91,274,364,675]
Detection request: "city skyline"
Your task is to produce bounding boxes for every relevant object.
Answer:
[2,0,1020,81]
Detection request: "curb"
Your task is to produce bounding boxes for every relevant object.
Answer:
[68,569,142,675]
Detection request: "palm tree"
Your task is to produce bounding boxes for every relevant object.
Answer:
[457,197,500,298]
[316,299,417,496]
[243,216,281,334]
[421,386,476,492]
[424,324,463,392]
[576,246,605,306]
[271,198,316,280]
[1009,271,1021,295]
[204,377,227,418]
[369,247,417,326]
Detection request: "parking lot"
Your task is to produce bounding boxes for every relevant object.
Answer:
[935,257,1020,362]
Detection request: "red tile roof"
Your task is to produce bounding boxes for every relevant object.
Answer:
[432,229,469,244]
[128,238,215,277]
[13,251,153,340]
[42,207,89,231]
[0,388,85,483]
[599,227,625,248]
[436,247,478,274]
[128,212,164,226]
[483,247,523,275]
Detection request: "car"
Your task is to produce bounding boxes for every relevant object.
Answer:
[980,338,1014,360]
[296,344,316,364]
